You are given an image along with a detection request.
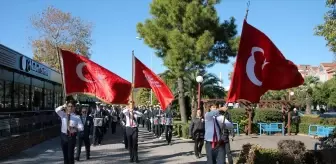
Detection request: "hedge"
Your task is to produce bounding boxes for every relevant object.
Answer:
[173,109,336,138]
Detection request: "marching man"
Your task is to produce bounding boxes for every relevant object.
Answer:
[75,105,93,161]
[123,100,143,163]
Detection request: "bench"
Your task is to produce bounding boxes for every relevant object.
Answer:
[232,123,239,135]
[308,125,335,137]
[258,123,284,136]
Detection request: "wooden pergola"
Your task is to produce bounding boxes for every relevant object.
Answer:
[201,98,294,135]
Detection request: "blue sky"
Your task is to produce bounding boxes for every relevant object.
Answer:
[0,0,333,88]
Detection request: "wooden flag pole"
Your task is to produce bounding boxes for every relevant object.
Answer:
[245,0,251,20]
[56,47,67,103]
[131,50,135,102]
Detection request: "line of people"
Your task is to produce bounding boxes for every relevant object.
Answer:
[55,100,123,164]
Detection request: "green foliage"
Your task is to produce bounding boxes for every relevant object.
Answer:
[315,0,336,59]
[134,88,159,106]
[137,0,238,123]
[254,108,283,123]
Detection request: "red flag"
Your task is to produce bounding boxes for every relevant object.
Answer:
[60,49,132,104]
[133,56,174,110]
[227,20,304,103]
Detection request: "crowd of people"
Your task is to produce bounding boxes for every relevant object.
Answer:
[55,100,176,164]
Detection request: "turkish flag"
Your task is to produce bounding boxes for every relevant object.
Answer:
[133,56,174,110]
[60,49,132,104]
[227,20,304,103]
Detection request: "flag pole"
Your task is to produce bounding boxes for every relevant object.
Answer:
[131,50,135,102]
[56,47,67,103]
[245,0,250,20]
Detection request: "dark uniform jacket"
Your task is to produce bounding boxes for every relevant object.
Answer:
[189,117,205,139]
[78,115,94,138]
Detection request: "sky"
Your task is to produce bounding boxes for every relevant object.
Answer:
[0,0,333,88]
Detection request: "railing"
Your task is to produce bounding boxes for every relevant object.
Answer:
[0,111,60,138]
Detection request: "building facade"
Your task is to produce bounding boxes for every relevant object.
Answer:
[0,44,63,112]
[298,63,336,82]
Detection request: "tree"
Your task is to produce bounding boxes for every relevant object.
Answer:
[137,0,238,123]
[30,6,93,71]
[315,0,336,60]
[134,88,159,106]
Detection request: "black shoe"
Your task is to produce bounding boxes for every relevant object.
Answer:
[86,156,90,160]
[130,159,134,163]
[75,157,80,161]
[135,160,140,163]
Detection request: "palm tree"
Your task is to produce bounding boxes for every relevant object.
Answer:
[160,70,224,119]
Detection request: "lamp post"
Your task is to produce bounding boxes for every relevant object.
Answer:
[136,36,153,105]
[289,91,294,101]
[196,76,203,109]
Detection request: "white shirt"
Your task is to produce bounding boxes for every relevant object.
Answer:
[55,106,84,134]
[122,108,143,127]
[204,110,233,142]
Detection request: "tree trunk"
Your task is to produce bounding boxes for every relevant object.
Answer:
[177,77,187,123]
[306,95,312,114]
[191,96,197,120]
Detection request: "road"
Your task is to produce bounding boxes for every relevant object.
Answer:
[0,125,318,164]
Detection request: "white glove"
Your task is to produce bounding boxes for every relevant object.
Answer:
[62,104,67,108]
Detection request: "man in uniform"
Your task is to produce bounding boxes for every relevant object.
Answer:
[92,102,108,146]
[120,106,128,149]
[153,106,159,137]
[76,105,93,161]
[123,101,143,163]
[110,105,119,134]
[165,107,174,145]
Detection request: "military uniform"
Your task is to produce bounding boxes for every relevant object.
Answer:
[92,103,108,145]
[165,109,174,145]
[76,105,93,161]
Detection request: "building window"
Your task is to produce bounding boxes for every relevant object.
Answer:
[25,84,30,110]
[4,81,12,109]
[32,87,43,111]
[44,89,53,109]
[0,80,4,109]
[14,83,20,109]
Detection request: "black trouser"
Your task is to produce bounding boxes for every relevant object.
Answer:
[76,136,90,160]
[154,124,159,137]
[94,126,103,145]
[194,137,204,157]
[123,127,128,149]
[294,122,299,135]
[141,118,145,128]
[146,119,151,132]
[160,124,164,136]
[111,121,117,134]
[165,125,173,144]
[126,127,138,162]
[61,133,77,164]
[205,141,226,164]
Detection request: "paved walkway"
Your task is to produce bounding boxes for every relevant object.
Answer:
[0,125,318,164]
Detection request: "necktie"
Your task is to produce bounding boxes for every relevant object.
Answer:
[67,114,71,135]
[130,112,133,127]
[212,117,218,149]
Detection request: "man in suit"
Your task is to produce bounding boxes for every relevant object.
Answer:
[120,108,128,149]
[76,105,93,161]
[92,102,108,146]
[110,105,119,134]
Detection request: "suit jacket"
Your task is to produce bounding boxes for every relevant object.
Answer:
[189,117,205,138]
[78,115,94,138]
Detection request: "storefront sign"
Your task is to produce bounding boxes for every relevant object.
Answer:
[20,56,49,77]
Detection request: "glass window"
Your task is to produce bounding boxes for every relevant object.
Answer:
[25,84,30,110]
[4,81,13,109]
[32,87,43,111]
[19,83,25,110]
[44,89,53,109]
[14,83,20,109]
[0,80,4,109]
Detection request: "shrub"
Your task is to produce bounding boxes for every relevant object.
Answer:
[277,140,306,164]
[254,108,283,123]
[236,143,252,164]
